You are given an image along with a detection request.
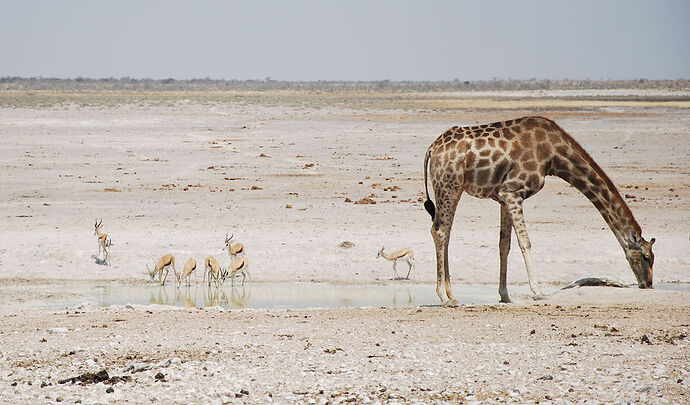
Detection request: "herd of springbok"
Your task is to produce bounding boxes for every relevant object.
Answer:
[145,233,250,287]
[95,219,414,286]
[94,220,250,287]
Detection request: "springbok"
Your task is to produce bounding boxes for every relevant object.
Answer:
[147,254,176,286]
[93,218,112,265]
[224,233,245,261]
[203,256,223,287]
[177,258,197,287]
[377,247,415,280]
[222,256,250,287]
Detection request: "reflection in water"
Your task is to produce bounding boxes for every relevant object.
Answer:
[392,287,413,306]
[13,282,690,310]
[145,285,253,308]
[100,282,478,309]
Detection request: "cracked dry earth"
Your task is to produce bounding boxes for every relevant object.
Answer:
[0,289,688,404]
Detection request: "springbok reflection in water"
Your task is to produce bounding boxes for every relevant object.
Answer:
[148,284,251,308]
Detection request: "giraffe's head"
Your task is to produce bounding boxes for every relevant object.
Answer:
[625,236,656,289]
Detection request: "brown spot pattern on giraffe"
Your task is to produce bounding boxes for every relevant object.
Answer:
[475,168,490,185]
[536,142,552,161]
[466,151,476,167]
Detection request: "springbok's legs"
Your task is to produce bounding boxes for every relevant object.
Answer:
[404,257,414,279]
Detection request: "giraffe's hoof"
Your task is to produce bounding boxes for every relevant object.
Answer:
[532,294,547,301]
[499,296,512,304]
[442,299,461,307]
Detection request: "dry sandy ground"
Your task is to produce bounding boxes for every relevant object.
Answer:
[0,290,688,404]
[0,89,689,403]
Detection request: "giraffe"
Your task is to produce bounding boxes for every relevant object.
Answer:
[423,116,655,306]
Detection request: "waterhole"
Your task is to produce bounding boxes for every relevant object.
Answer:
[5,281,688,310]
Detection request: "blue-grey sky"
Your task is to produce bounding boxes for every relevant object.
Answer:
[1,0,688,81]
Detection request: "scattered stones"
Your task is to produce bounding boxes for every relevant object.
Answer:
[537,375,554,380]
[106,387,114,393]
[154,372,165,382]
[641,334,652,344]
[354,196,376,205]
[339,241,355,249]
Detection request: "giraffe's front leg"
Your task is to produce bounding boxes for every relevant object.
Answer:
[498,204,512,303]
[502,195,545,300]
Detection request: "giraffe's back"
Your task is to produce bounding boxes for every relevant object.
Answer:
[428,116,571,200]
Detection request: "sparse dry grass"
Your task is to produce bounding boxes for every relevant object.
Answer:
[1,89,689,110]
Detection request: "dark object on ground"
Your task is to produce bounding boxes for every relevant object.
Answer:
[58,369,131,385]
[561,277,629,290]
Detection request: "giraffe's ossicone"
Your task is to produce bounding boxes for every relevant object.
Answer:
[423,116,655,305]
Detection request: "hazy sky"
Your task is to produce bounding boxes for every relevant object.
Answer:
[1,0,688,81]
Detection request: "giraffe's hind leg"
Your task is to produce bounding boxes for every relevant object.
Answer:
[430,189,463,306]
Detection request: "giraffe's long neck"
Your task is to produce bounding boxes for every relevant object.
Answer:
[550,135,641,249]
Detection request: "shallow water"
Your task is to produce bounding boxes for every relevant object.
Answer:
[7,281,690,310]
[90,282,535,309]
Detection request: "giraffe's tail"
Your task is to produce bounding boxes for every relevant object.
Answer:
[423,148,435,219]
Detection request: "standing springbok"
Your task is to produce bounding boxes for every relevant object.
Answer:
[147,254,176,286]
[224,233,245,261]
[177,258,198,287]
[222,256,250,286]
[377,247,415,280]
[203,256,223,287]
[93,218,112,265]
